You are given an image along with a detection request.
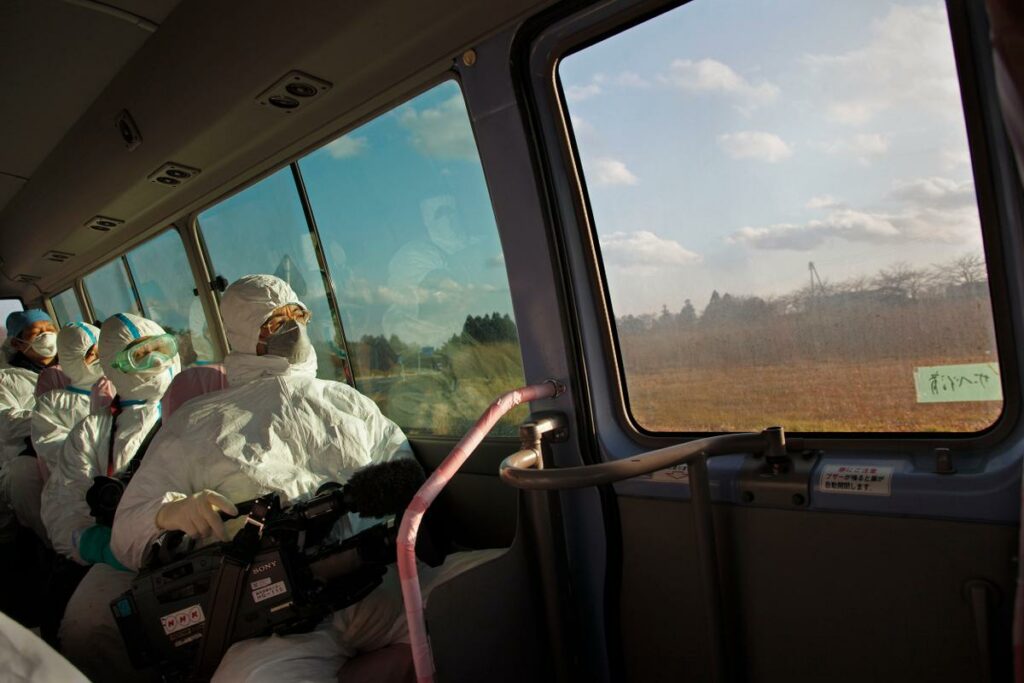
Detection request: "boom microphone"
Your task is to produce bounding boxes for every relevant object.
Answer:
[343,457,426,517]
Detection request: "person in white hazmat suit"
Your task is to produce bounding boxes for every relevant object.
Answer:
[0,309,58,542]
[31,323,104,483]
[112,274,415,682]
[47,312,179,683]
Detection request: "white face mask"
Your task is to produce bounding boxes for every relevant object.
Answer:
[28,332,57,359]
[114,365,176,401]
[77,358,104,388]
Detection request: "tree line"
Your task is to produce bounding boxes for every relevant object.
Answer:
[614,253,998,370]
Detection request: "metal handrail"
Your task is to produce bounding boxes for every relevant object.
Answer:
[500,426,791,683]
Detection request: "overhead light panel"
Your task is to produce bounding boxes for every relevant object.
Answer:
[15,274,40,283]
[85,215,124,232]
[43,250,74,263]
[148,162,201,188]
[256,71,332,114]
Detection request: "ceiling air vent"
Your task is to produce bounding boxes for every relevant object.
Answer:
[43,250,74,263]
[85,215,124,232]
[148,162,201,188]
[256,71,332,114]
[15,274,40,283]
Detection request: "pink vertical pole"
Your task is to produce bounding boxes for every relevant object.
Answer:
[397,381,561,683]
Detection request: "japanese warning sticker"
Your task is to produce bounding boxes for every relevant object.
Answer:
[818,464,894,496]
[642,463,689,483]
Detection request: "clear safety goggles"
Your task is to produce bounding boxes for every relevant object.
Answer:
[261,304,311,336]
[111,333,178,373]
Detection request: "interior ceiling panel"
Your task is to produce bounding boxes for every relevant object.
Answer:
[0,176,26,215]
[0,0,555,301]
[0,0,179,185]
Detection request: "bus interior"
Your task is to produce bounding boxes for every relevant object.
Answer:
[1,0,1023,681]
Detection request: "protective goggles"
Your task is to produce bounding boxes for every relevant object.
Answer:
[111,333,178,373]
[261,304,312,336]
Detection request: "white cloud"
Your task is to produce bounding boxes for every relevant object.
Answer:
[615,71,651,88]
[325,135,368,159]
[566,83,602,102]
[601,230,702,268]
[889,176,975,209]
[399,95,478,161]
[822,133,890,164]
[660,58,779,105]
[941,147,971,171]
[806,4,961,126]
[806,195,840,209]
[717,131,792,163]
[729,179,979,251]
[591,157,639,186]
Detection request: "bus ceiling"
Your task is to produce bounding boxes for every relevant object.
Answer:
[0,0,555,299]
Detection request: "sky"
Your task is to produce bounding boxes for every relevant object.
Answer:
[199,81,514,349]
[560,0,983,316]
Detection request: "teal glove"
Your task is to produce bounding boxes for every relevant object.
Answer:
[78,525,129,571]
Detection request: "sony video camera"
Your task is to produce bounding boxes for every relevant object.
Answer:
[110,459,445,678]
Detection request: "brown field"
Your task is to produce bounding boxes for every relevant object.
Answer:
[625,357,1002,433]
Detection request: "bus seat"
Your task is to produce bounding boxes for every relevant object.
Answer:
[161,364,228,418]
[33,366,69,398]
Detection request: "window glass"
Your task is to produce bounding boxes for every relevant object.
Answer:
[50,289,83,325]
[196,168,339,380]
[561,0,1000,432]
[299,81,526,436]
[83,259,140,323]
[0,299,23,344]
[125,229,214,367]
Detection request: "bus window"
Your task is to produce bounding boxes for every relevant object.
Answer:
[125,229,215,366]
[196,168,338,381]
[49,288,83,325]
[0,298,24,343]
[560,0,999,434]
[298,80,526,436]
[83,258,140,323]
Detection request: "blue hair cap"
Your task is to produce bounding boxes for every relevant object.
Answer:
[6,309,52,339]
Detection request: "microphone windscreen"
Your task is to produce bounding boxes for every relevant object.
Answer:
[344,458,426,518]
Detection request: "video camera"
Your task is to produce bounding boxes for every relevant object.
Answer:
[109,458,444,679]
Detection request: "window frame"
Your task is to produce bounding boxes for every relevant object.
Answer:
[520,0,1023,447]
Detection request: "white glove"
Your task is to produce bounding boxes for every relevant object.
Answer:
[155,490,238,542]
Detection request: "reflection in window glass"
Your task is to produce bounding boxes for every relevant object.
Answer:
[197,168,341,380]
[299,80,526,436]
[0,299,23,343]
[50,289,83,325]
[561,0,1000,432]
[125,229,214,367]
[84,259,139,323]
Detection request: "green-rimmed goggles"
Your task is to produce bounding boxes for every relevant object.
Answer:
[111,333,178,374]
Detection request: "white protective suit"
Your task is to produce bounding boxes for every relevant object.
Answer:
[46,313,179,683]
[0,610,90,682]
[0,352,46,541]
[31,323,103,475]
[111,275,416,681]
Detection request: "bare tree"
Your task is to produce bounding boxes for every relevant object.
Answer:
[873,261,929,300]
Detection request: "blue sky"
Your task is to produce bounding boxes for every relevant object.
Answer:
[199,82,514,349]
[560,0,981,316]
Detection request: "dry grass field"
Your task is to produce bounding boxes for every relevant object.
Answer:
[624,357,1002,433]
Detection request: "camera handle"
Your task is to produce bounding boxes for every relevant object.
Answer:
[191,494,279,681]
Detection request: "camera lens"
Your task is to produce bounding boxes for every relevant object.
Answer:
[157,176,180,186]
[165,168,190,179]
